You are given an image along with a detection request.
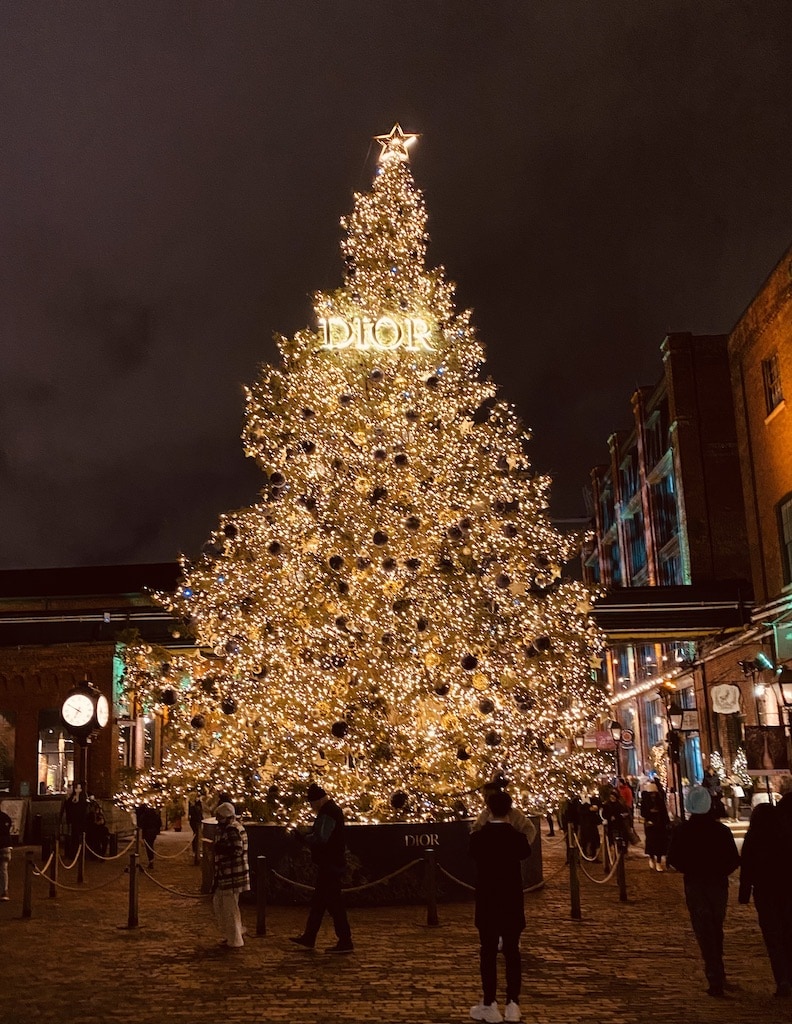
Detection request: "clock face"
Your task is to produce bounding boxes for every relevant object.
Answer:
[95,694,110,728]
[61,692,94,729]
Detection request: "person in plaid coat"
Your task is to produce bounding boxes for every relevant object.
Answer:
[212,802,250,948]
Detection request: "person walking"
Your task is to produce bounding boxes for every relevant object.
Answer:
[617,777,634,822]
[212,802,250,949]
[469,788,531,1023]
[738,802,792,998]
[667,785,740,997]
[640,780,670,871]
[189,795,204,858]
[59,782,89,860]
[578,797,601,861]
[136,803,161,868]
[289,783,353,954]
[0,807,12,901]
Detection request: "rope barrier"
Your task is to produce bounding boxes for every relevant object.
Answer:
[36,851,54,876]
[57,841,84,871]
[144,838,195,861]
[270,857,424,895]
[31,865,128,892]
[83,836,137,861]
[436,863,545,894]
[137,863,210,899]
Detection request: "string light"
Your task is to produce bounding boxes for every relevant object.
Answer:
[118,126,609,822]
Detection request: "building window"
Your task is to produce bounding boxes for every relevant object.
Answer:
[779,493,792,585]
[762,352,783,414]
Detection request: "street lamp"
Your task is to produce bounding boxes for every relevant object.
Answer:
[610,720,623,777]
[666,702,686,821]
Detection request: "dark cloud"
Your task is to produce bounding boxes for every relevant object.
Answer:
[2,1,792,568]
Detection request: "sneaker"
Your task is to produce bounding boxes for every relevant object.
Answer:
[470,1003,503,1023]
[504,1001,521,1022]
[325,941,354,954]
[289,935,315,950]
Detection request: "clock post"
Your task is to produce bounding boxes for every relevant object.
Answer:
[60,676,111,793]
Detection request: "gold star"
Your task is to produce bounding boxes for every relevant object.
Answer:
[374,123,419,164]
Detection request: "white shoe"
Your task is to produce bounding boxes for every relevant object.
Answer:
[649,857,656,869]
[470,1003,503,1023]
[656,861,665,872]
[504,1001,521,1022]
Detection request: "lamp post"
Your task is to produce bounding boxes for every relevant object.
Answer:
[666,702,686,821]
[609,720,623,778]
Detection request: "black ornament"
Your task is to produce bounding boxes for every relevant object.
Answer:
[373,530,389,547]
[417,617,429,632]
[329,555,344,571]
[223,523,238,539]
[459,517,472,531]
[201,676,217,695]
[393,452,409,467]
[269,472,286,488]
[434,682,450,696]
[382,557,397,572]
[356,556,371,571]
[221,697,237,715]
[425,375,440,388]
[457,747,471,761]
[331,721,349,738]
[373,448,387,462]
[447,525,463,541]
[513,689,534,711]
[405,516,420,531]
[161,688,177,706]
[461,654,478,672]
[337,580,349,595]
[478,699,495,715]
[536,636,552,652]
[369,486,388,504]
[525,645,539,658]
[369,368,384,381]
[191,715,206,729]
[300,440,316,454]
[390,790,409,810]
[502,523,518,538]
[380,632,394,646]
[485,731,502,747]
[339,393,354,405]
[301,407,315,419]
[405,557,421,571]
[268,540,282,555]
[496,573,511,589]
[405,409,419,421]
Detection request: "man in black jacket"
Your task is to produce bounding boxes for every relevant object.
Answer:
[469,788,531,1023]
[290,783,353,954]
[667,784,740,997]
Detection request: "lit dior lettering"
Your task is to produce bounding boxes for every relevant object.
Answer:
[403,832,440,847]
[318,315,435,352]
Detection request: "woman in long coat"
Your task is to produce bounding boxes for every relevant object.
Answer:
[640,781,670,870]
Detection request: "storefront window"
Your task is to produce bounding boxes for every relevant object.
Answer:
[37,709,74,794]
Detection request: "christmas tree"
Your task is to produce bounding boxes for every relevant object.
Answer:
[121,125,608,822]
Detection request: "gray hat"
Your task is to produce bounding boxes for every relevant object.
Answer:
[687,785,712,815]
[215,802,236,819]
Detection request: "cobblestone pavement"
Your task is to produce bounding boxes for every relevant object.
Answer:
[1,828,790,1024]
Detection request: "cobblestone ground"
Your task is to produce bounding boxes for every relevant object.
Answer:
[1,828,790,1024]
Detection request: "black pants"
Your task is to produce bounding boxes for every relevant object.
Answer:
[478,926,522,1005]
[142,831,158,865]
[304,865,351,944]
[684,877,728,988]
[754,889,792,988]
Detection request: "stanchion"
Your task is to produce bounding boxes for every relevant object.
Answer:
[256,855,267,936]
[77,833,86,884]
[424,848,439,927]
[193,823,202,867]
[22,851,34,918]
[568,824,581,920]
[602,836,612,872]
[126,851,139,928]
[201,838,214,894]
[49,839,59,899]
[616,845,628,903]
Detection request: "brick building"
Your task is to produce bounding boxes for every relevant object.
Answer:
[585,333,754,798]
[0,563,179,833]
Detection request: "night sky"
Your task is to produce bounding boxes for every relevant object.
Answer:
[3,2,792,570]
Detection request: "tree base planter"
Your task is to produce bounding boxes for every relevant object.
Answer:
[203,817,543,906]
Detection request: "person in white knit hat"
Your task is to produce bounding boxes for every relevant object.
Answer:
[212,802,249,949]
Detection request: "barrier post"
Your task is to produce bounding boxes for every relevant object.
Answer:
[22,851,34,918]
[424,848,439,927]
[201,838,214,894]
[568,824,581,920]
[77,833,86,884]
[49,838,59,899]
[617,844,628,903]
[193,822,202,867]
[126,851,139,928]
[256,855,267,936]
[602,836,612,872]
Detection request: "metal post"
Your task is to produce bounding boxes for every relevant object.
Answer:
[201,838,214,894]
[193,822,202,866]
[568,823,581,920]
[255,855,267,936]
[616,845,627,902]
[49,838,59,898]
[22,851,34,918]
[424,848,439,927]
[126,851,139,928]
